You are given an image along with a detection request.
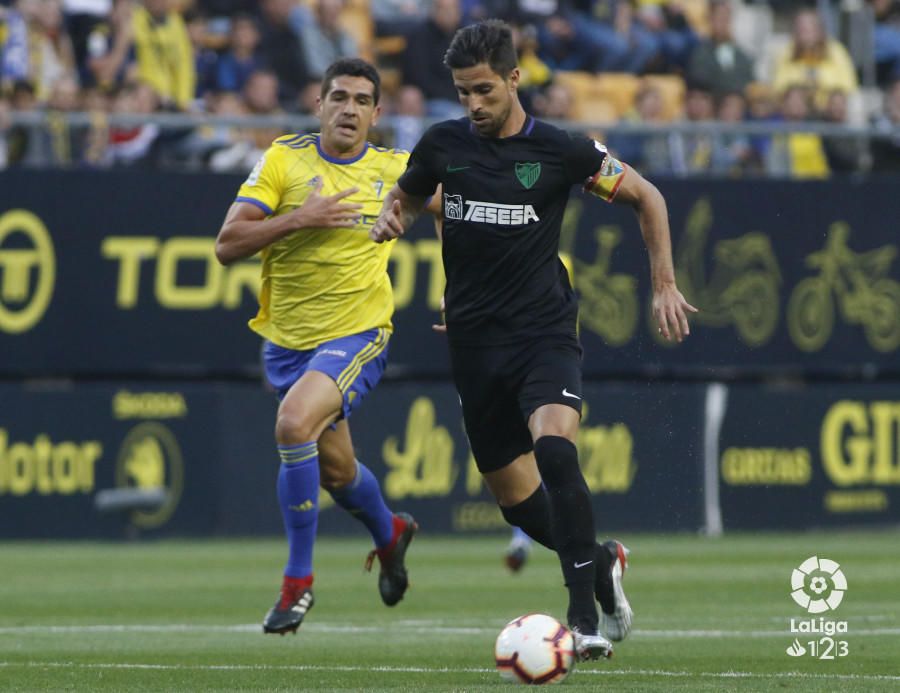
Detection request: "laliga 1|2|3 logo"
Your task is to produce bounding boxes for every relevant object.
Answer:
[785,556,849,660]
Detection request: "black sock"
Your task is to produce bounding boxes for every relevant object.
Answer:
[534,435,598,632]
[500,486,555,550]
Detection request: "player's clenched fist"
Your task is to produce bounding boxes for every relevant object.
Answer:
[294,179,362,228]
[371,199,406,244]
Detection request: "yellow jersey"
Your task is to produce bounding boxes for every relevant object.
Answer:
[235,133,409,351]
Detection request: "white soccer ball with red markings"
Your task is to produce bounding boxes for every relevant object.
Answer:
[494,613,576,685]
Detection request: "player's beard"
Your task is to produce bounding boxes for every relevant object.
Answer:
[472,99,512,137]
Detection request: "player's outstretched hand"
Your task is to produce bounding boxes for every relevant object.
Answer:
[371,199,407,244]
[653,282,698,343]
[296,179,362,228]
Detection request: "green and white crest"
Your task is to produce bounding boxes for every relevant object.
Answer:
[515,162,541,189]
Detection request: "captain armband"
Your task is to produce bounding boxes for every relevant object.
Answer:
[583,154,627,203]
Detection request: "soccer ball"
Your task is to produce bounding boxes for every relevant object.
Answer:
[494,613,576,685]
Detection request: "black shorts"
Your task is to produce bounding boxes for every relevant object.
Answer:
[449,334,583,474]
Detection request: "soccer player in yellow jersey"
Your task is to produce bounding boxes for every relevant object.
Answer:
[215,58,436,635]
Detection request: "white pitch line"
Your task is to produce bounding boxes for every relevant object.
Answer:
[0,623,898,638]
[0,661,898,683]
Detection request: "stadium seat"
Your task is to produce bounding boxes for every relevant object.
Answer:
[572,98,619,125]
[593,73,642,118]
[553,71,595,100]
[553,72,646,123]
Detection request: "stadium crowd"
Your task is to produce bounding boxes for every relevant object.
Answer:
[1,0,899,175]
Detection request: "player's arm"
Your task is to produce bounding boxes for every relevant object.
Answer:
[370,184,431,243]
[428,184,443,241]
[215,180,362,265]
[427,184,446,332]
[372,127,441,243]
[601,166,698,342]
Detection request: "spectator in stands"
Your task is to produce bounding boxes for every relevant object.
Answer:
[300,0,357,81]
[389,83,426,150]
[711,90,761,175]
[242,68,280,115]
[371,0,428,37]
[0,95,9,168]
[298,81,322,114]
[671,84,715,175]
[207,90,264,172]
[821,88,867,173]
[872,0,900,85]
[132,0,195,110]
[215,12,262,93]
[687,0,754,98]
[186,10,220,99]
[1,4,32,93]
[5,80,40,165]
[0,97,9,168]
[403,0,463,116]
[532,81,575,120]
[8,0,76,102]
[259,0,310,106]
[773,9,857,111]
[608,81,675,173]
[870,78,900,171]
[41,74,89,166]
[240,67,284,157]
[196,0,259,16]
[536,12,601,73]
[565,0,659,74]
[744,81,778,169]
[767,84,829,178]
[515,23,551,92]
[81,86,111,165]
[62,0,111,86]
[5,74,82,166]
[84,0,133,91]
[103,80,161,166]
[634,0,697,71]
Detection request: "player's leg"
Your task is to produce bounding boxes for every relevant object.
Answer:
[527,403,604,638]
[471,413,609,659]
[517,337,628,655]
[504,525,534,573]
[311,327,417,606]
[485,453,551,546]
[487,450,631,642]
[319,421,393,547]
[318,421,417,606]
[482,454,546,570]
[263,355,345,634]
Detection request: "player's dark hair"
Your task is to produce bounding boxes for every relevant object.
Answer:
[444,20,518,78]
[321,58,381,105]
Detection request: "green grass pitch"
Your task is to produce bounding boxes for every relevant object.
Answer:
[1,531,898,691]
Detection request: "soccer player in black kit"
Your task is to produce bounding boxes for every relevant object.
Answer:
[372,20,696,660]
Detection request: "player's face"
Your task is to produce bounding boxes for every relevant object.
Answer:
[452,63,518,137]
[317,75,381,154]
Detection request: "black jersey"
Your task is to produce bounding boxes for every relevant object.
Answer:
[398,115,607,345]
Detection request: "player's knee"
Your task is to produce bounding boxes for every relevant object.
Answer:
[533,436,581,487]
[532,419,578,441]
[274,411,318,446]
